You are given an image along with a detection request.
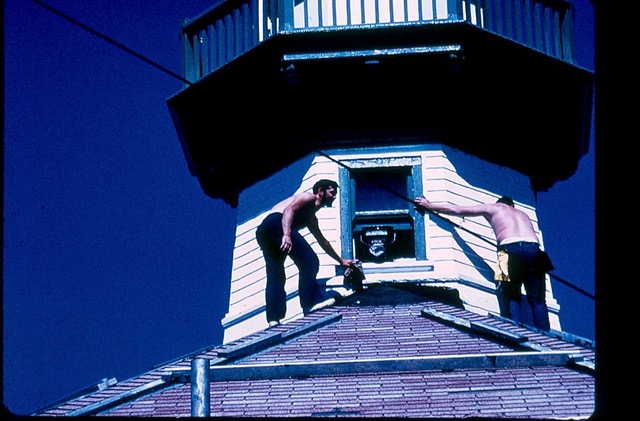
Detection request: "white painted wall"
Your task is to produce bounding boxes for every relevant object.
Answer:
[222,144,559,343]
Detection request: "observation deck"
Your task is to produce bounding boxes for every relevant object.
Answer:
[167,0,593,206]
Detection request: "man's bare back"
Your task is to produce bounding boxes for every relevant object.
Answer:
[482,203,539,244]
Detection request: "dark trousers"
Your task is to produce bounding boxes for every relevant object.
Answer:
[256,213,321,322]
[496,242,551,330]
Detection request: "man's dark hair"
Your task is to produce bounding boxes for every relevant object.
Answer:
[496,196,514,206]
[313,179,339,193]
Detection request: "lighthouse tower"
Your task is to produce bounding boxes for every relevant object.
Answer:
[167,0,593,342]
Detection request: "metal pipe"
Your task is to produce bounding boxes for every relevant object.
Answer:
[191,358,210,417]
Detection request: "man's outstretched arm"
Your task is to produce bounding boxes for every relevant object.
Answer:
[307,220,352,267]
[414,196,491,218]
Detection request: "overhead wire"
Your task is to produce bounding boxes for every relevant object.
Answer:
[31,0,594,302]
[30,0,193,86]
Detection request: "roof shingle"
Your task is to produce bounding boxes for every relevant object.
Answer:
[35,284,595,418]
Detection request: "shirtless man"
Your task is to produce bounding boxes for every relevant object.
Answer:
[414,195,551,330]
[256,179,354,326]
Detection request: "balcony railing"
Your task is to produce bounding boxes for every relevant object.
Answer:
[180,0,575,83]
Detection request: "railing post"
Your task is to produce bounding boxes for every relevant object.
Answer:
[558,1,575,62]
[191,358,210,417]
[447,0,463,20]
[181,19,197,84]
[280,0,295,31]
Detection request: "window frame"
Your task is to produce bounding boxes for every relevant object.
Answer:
[338,157,425,262]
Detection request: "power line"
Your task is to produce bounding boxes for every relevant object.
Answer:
[30,0,193,86]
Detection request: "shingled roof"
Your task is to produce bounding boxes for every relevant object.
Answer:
[34,284,595,418]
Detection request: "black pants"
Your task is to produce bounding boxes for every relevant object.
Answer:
[496,242,551,330]
[256,213,322,322]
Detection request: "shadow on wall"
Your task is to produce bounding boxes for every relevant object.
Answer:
[442,146,537,208]
[237,155,316,224]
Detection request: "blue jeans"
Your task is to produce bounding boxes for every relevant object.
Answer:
[496,241,551,330]
[256,213,322,322]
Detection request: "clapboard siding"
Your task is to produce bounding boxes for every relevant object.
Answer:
[223,157,346,342]
[418,146,558,326]
[414,146,555,322]
[222,145,559,343]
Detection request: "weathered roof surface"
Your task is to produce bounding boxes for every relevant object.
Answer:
[35,284,595,418]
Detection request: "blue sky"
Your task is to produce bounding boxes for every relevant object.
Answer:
[3,0,595,416]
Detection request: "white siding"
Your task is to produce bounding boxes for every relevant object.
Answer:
[418,147,558,327]
[222,145,560,343]
[223,157,345,343]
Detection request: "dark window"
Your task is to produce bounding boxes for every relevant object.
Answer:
[354,168,409,212]
[350,167,415,263]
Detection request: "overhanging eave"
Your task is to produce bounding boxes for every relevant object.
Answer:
[167,22,593,206]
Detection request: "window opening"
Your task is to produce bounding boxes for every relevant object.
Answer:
[351,166,415,263]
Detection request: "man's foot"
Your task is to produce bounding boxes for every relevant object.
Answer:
[268,320,280,327]
[303,297,336,315]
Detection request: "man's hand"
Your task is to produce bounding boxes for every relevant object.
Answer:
[280,234,292,253]
[414,196,429,214]
[340,258,358,267]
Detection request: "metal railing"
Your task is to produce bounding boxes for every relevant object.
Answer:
[180,0,574,82]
